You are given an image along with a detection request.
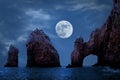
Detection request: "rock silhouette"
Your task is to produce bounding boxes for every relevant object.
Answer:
[68,0,120,68]
[26,28,60,67]
[70,37,86,67]
[4,45,18,67]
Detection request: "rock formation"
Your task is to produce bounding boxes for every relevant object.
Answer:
[67,37,86,67]
[68,0,120,68]
[67,37,92,68]
[26,28,60,67]
[4,45,18,67]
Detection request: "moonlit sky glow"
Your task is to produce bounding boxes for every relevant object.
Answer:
[0,0,113,67]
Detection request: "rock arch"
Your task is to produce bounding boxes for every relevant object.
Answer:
[67,0,120,68]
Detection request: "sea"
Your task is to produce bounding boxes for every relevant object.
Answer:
[0,67,120,80]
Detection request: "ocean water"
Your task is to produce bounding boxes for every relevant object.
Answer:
[0,67,120,80]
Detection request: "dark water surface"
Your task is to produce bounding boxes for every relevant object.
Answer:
[0,67,120,80]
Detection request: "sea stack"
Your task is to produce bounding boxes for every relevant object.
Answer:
[70,37,86,67]
[26,28,60,67]
[69,0,120,68]
[4,45,18,67]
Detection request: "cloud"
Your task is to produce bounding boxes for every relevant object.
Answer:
[54,0,110,12]
[77,3,110,12]
[4,41,15,50]
[45,31,57,39]
[24,23,48,31]
[17,33,28,42]
[0,33,15,51]
[23,8,53,32]
[25,9,51,20]
[24,23,37,31]
[21,8,57,40]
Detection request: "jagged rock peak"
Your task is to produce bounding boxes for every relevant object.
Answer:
[75,37,84,43]
[32,28,45,35]
[27,28,50,44]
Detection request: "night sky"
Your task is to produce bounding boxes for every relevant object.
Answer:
[0,0,113,67]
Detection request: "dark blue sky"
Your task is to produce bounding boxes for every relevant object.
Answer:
[0,0,113,67]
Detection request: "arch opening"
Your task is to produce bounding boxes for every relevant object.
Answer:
[83,54,98,67]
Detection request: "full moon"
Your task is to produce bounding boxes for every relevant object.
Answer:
[55,20,73,38]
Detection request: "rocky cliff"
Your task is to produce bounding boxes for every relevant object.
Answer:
[26,28,60,67]
[4,45,18,67]
[68,0,120,68]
